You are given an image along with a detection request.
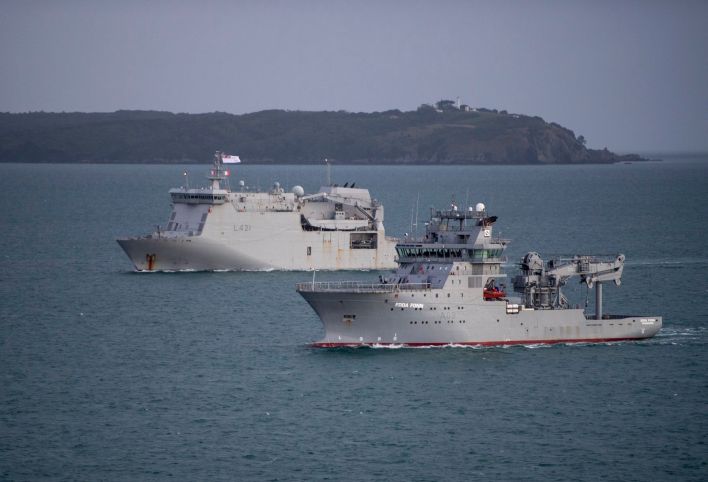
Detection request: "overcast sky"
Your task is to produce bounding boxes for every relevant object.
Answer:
[1,0,706,153]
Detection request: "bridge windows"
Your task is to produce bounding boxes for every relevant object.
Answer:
[395,246,502,260]
[171,193,226,204]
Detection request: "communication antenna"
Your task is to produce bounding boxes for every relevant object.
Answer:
[464,188,470,227]
[325,158,331,186]
[414,193,420,237]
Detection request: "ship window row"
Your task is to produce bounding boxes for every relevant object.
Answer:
[409,320,467,324]
[396,247,502,259]
[172,194,225,201]
[389,306,464,312]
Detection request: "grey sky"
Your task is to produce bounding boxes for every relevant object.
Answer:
[1,0,706,152]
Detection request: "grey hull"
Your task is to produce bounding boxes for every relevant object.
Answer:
[117,233,397,271]
[117,236,269,271]
[300,290,662,347]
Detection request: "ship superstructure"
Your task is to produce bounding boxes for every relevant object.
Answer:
[296,202,661,347]
[117,153,397,271]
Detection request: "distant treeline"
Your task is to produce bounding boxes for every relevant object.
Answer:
[0,104,647,164]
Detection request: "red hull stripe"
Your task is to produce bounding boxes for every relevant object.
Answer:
[310,336,650,348]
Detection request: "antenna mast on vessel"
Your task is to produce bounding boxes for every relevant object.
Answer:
[208,150,227,190]
[325,158,331,186]
[411,193,420,239]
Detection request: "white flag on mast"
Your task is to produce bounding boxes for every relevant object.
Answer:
[222,154,241,164]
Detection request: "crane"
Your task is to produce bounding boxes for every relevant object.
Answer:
[512,252,625,319]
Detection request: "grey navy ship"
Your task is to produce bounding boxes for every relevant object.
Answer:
[117,152,397,271]
[297,202,662,347]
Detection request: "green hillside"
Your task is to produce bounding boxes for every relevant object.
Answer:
[0,104,647,164]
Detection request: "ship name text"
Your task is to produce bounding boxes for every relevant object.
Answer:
[395,302,425,309]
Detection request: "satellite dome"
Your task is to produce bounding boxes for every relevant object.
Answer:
[292,185,305,197]
[475,202,486,212]
[239,180,245,187]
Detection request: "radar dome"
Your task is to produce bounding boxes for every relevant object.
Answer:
[475,202,486,212]
[239,180,245,187]
[292,185,305,197]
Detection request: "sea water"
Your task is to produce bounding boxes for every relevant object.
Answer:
[1,158,706,480]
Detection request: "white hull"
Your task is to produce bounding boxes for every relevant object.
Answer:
[300,289,662,347]
[118,229,397,271]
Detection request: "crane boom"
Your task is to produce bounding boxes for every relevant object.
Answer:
[547,254,624,287]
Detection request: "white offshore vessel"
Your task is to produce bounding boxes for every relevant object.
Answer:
[297,202,661,347]
[117,153,397,271]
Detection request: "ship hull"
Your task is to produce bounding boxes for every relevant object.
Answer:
[117,232,397,271]
[298,290,662,347]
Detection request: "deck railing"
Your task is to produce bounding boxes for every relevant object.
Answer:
[296,281,431,293]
